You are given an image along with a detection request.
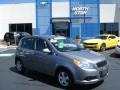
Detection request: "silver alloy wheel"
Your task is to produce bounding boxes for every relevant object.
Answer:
[58,72,70,87]
[16,60,22,72]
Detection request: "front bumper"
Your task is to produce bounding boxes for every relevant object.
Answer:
[83,44,100,50]
[115,46,120,54]
[74,65,108,85]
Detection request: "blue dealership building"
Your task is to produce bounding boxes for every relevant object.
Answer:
[0,0,100,40]
[36,0,100,40]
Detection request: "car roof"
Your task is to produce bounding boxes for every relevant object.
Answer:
[6,32,29,34]
[6,32,14,34]
[21,35,48,39]
[22,35,66,40]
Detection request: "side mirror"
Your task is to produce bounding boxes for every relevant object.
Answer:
[43,48,56,55]
[43,48,51,53]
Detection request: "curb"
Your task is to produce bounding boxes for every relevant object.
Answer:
[0,45,17,49]
[0,45,7,49]
[7,46,17,49]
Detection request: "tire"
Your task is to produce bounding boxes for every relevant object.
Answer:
[56,69,73,89]
[15,60,25,73]
[7,39,11,46]
[100,43,106,52]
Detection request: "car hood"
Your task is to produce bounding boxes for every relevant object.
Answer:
[83,39,102,43]
[62,49,105,63]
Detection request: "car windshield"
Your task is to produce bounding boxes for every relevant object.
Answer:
[95,35,108,40]
[49,36,84,52]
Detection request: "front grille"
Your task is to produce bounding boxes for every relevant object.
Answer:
[84,76,97,81]
[97,60,107,68]
[84,46,97,48]
[99,70,107,77]
[83,43,98,45]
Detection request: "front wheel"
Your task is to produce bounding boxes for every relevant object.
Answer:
[16,60,25,73]
[56,69,73,89]
[100,43,106,52]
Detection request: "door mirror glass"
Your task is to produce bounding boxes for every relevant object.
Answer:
[43,48,51,53]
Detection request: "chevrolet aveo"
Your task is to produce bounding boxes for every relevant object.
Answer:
[15,35,108,88]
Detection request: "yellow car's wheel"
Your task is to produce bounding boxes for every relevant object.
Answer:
[100,43,106,51]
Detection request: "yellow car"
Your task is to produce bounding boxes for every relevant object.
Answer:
[83,34,120,51]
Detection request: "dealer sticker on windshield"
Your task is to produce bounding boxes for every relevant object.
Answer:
[57,40,64,48]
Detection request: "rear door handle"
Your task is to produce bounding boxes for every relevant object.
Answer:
[25,51,35,55]
[23,51,30,55]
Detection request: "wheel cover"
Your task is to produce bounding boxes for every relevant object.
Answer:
[58,72,70,87]
[16,61,22,71]
[101,45,105,51]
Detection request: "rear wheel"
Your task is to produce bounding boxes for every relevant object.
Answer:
[16,60,25,73]
[6,41,10,46]
[100,43,106,51]
[56,69,73,89]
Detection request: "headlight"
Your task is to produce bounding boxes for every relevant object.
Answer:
[74,59,95,69]
[117,45,120,48]
[117,42,120,47]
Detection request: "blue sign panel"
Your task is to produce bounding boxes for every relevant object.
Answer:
[70,0,100,40]
[36,0,51,36]
[36,0,100,40]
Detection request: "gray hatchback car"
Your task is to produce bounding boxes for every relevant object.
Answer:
[15,35,108,88]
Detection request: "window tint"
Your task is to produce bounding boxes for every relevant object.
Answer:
[36,39,50,52]
[100,23,119,36]
[9,33,14,39]
[21,38,34,50]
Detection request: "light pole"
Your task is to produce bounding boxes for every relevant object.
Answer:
[83,0,85,39]
[118,3,120,36]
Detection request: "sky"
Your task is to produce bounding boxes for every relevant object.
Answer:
[0,0,35,4]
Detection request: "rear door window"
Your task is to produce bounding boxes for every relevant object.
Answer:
[21,38,34,50]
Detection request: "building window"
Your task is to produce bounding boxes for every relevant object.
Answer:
[100,23,119,36]
[9,23,32,35]
[52,22,70,37]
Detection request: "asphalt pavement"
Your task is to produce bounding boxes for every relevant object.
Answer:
[0,49,120,90]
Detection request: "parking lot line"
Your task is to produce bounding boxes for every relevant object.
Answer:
[0,53,15,57]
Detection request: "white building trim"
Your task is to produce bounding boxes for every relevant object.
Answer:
[100,4,116,23]
[0,3,36,39]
